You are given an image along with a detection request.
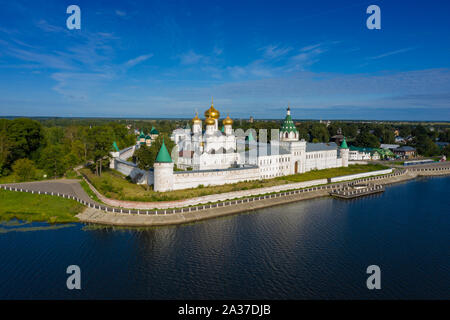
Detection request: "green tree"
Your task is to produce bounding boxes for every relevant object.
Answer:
[442,144,450,158]
[414,135,440,156]
[355,131,380,148]
[134,133,175,170]
[309,123,329,142]
[438,129,450,143]
[44,126,65,145]
[0,120,11,175]
[12,158,37,182]
[88,126,114,176]
[135,145,155,171]
[40,145,67,179]
[6,118,44,164]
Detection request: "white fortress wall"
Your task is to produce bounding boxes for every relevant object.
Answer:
[258,154,291,179]
[349,160,369,165]
[304,150,339,172]
[172,166,260,190]
[119,146,135,160]
[329,168,393,183]
[114,158,150,185]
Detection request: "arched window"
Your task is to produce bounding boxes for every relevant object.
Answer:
[285,132,288,138]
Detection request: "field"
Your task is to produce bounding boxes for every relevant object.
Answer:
[80,163,389,202]
[0,189,85,223]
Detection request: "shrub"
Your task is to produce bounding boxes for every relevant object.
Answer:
[12,158,37,182]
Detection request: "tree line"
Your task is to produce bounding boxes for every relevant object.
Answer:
[0,118,136,181]
[1,117,449,183]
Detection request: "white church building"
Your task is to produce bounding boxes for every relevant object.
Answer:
[148,101,350,191]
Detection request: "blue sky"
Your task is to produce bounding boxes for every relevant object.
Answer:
[0,0,449,120]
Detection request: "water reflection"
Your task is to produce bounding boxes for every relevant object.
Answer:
[0,176,449,299]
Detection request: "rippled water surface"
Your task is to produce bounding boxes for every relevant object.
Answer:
[1,176,449,299]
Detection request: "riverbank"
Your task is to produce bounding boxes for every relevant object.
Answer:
[79,163,388,202]
[0,188,84,223]
[76,166,450,227]
[2,164,448,226]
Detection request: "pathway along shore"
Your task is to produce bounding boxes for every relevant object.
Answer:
[76,164,450,227]
[2,163,449,227]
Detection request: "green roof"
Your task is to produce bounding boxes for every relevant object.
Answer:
[150,126,159,135]
[155,139,172,163]
[340,137,348,149]
[220,125,224,133]
[349,146,373,152]
[139,130,145,138]
[112,141,120,152]
[246,131,255,142]
[280,114,298,133]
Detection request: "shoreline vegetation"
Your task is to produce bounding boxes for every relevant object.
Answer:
[80,163,388,202]
[0,188,84,223]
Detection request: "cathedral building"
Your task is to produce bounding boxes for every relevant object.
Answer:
[149,100,350,191]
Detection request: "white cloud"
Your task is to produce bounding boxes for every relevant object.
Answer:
[260,44,292,59]
[367,47,414,60]
[125,54,153,67]
[115,10,127,17]
[179,50,205,65]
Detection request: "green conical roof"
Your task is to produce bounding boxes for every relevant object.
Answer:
[280,113,298,133]
[150,126,159,134]
[246,131,255,142]
[220,125,224,133]
[155,139,172,163]
[340,137,348,149]
[139,129,145,138]
[112,141,120,152]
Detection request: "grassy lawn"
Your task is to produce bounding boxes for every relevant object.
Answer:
[79,180,102,203]
[80,163,389,202]
[0,189,85,223]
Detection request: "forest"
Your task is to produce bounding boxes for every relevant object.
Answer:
[0,117,449,183]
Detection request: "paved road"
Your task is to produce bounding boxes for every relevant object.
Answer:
[1,179,95,205]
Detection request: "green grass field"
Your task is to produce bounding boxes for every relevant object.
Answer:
[80,163,389,202]
[278,163,389,182]
[0,189,85,223]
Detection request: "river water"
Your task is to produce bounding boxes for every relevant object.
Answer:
[0,176,449,299]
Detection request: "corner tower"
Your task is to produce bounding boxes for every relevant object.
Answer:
[339,137,349,167]
[153,139,174,192]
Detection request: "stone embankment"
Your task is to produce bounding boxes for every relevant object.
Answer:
[2,162,449,227]
[75,163,450,226]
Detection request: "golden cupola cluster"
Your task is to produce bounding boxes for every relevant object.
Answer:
[192,112,202,124]
[193,98,232,127]
[223,114,233,125]
[204,98,220,119]
[205,117,215,126]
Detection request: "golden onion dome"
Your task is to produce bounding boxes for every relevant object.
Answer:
[204,98,220,119]
[192,112,202,124]
[223,114,233,125]
[205,117,215,126]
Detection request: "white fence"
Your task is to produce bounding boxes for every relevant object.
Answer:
[329,169,393,183]
[0,169,412,216]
